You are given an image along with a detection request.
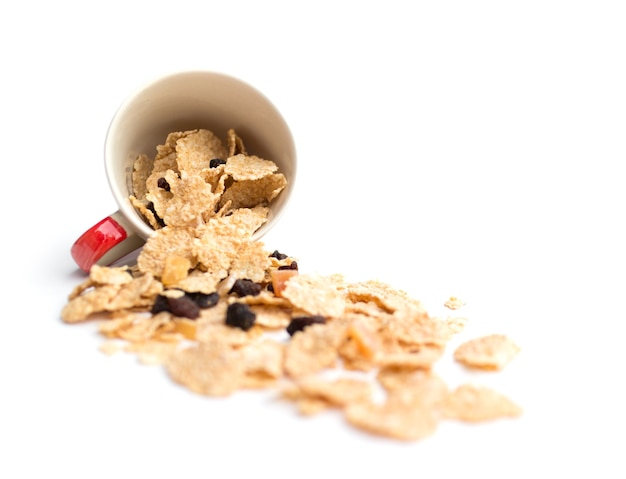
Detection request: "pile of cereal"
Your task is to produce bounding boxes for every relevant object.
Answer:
[62,129,521,441]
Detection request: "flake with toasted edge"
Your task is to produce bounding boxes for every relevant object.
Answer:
[196,321,262,347]
[376,344,446,370]
[67,276,95,301]
[137,226,197,277]
[219,173,287,211]
[225,154,278,181]
[381,310,458,348]
[61,285,120,323]
[240,339,285,379]
[106,273,162,311]
[131,153,152,200]
[161,170,221,228]
[344,397,439,441]
[192,207,268,275]
[442,384,523,421]
[344,316,381,361]
[343,280,427,315]
[293,376,373,408]
[166,342,245,397]
[89,264,134,285]
[176,129,228,173]
[130,195,163,230]
[199,166,227,194]
[174,270,222,294]
[454,334,521,370]
[238,290,292,308]
[284,323,345,378]
[248,304,292,329]
[281,273,346,318]
[98,313,136,338]
[377,369,449,407]
[155,130,193,163]
[115,313,171,343]
[229,241,272,283]
[227,128,247,157]
[62,274,159,324]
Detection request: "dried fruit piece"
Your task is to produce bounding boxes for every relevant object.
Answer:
[188,291,220,308]
[167,295,200,319]
[286,315,326,336]
[161,254,191,287]
[270,268,298,297]
[229,278,262,297]
[225,303,256,331]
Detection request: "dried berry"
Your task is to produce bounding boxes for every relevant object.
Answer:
[188,291,220,309]
[151,294,170,315]
[286,315,326,336]
[225,303,256,331]
[278,261,298,271]
[157,177,171,191]
[229,278,262,297]
[167,295,200,319]
[209,158,226,168]
[146,202,166,227]
[270,250,288,260]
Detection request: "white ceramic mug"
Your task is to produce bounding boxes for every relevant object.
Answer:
[71,71,297,272]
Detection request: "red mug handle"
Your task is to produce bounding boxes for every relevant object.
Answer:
[71,211,145,272]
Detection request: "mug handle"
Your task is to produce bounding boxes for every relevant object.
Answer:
[71,211,146,272]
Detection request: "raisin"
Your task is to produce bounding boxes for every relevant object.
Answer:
[225,303,256,331]
[270,250,288,260]
[146,202,166,228]
[151,294,170,315]
[167,295,200,319]
[209,158,226,168]
[157,177,171,191]
[286,315,326,336]
[229,278,262,297]
[188,291,220,308]
[278,261,298,271]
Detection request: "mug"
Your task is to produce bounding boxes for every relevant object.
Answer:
[71,71,297,272]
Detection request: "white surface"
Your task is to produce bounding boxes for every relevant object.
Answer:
[2,1,625,478]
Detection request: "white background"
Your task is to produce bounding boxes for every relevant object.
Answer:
[2,1,625,477]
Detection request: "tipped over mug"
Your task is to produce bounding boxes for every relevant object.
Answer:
[71,71,297,272]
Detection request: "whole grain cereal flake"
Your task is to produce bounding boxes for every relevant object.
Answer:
[442,383,523,422]
[166,342,246,397]
[344,397,439,441]
[175,128,228,173]
[444,296,465,310]
[454,333,521,370]
[281,273,347,318]
[225,153,278,181]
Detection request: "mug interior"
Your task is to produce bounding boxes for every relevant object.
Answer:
[105,71,297,240]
